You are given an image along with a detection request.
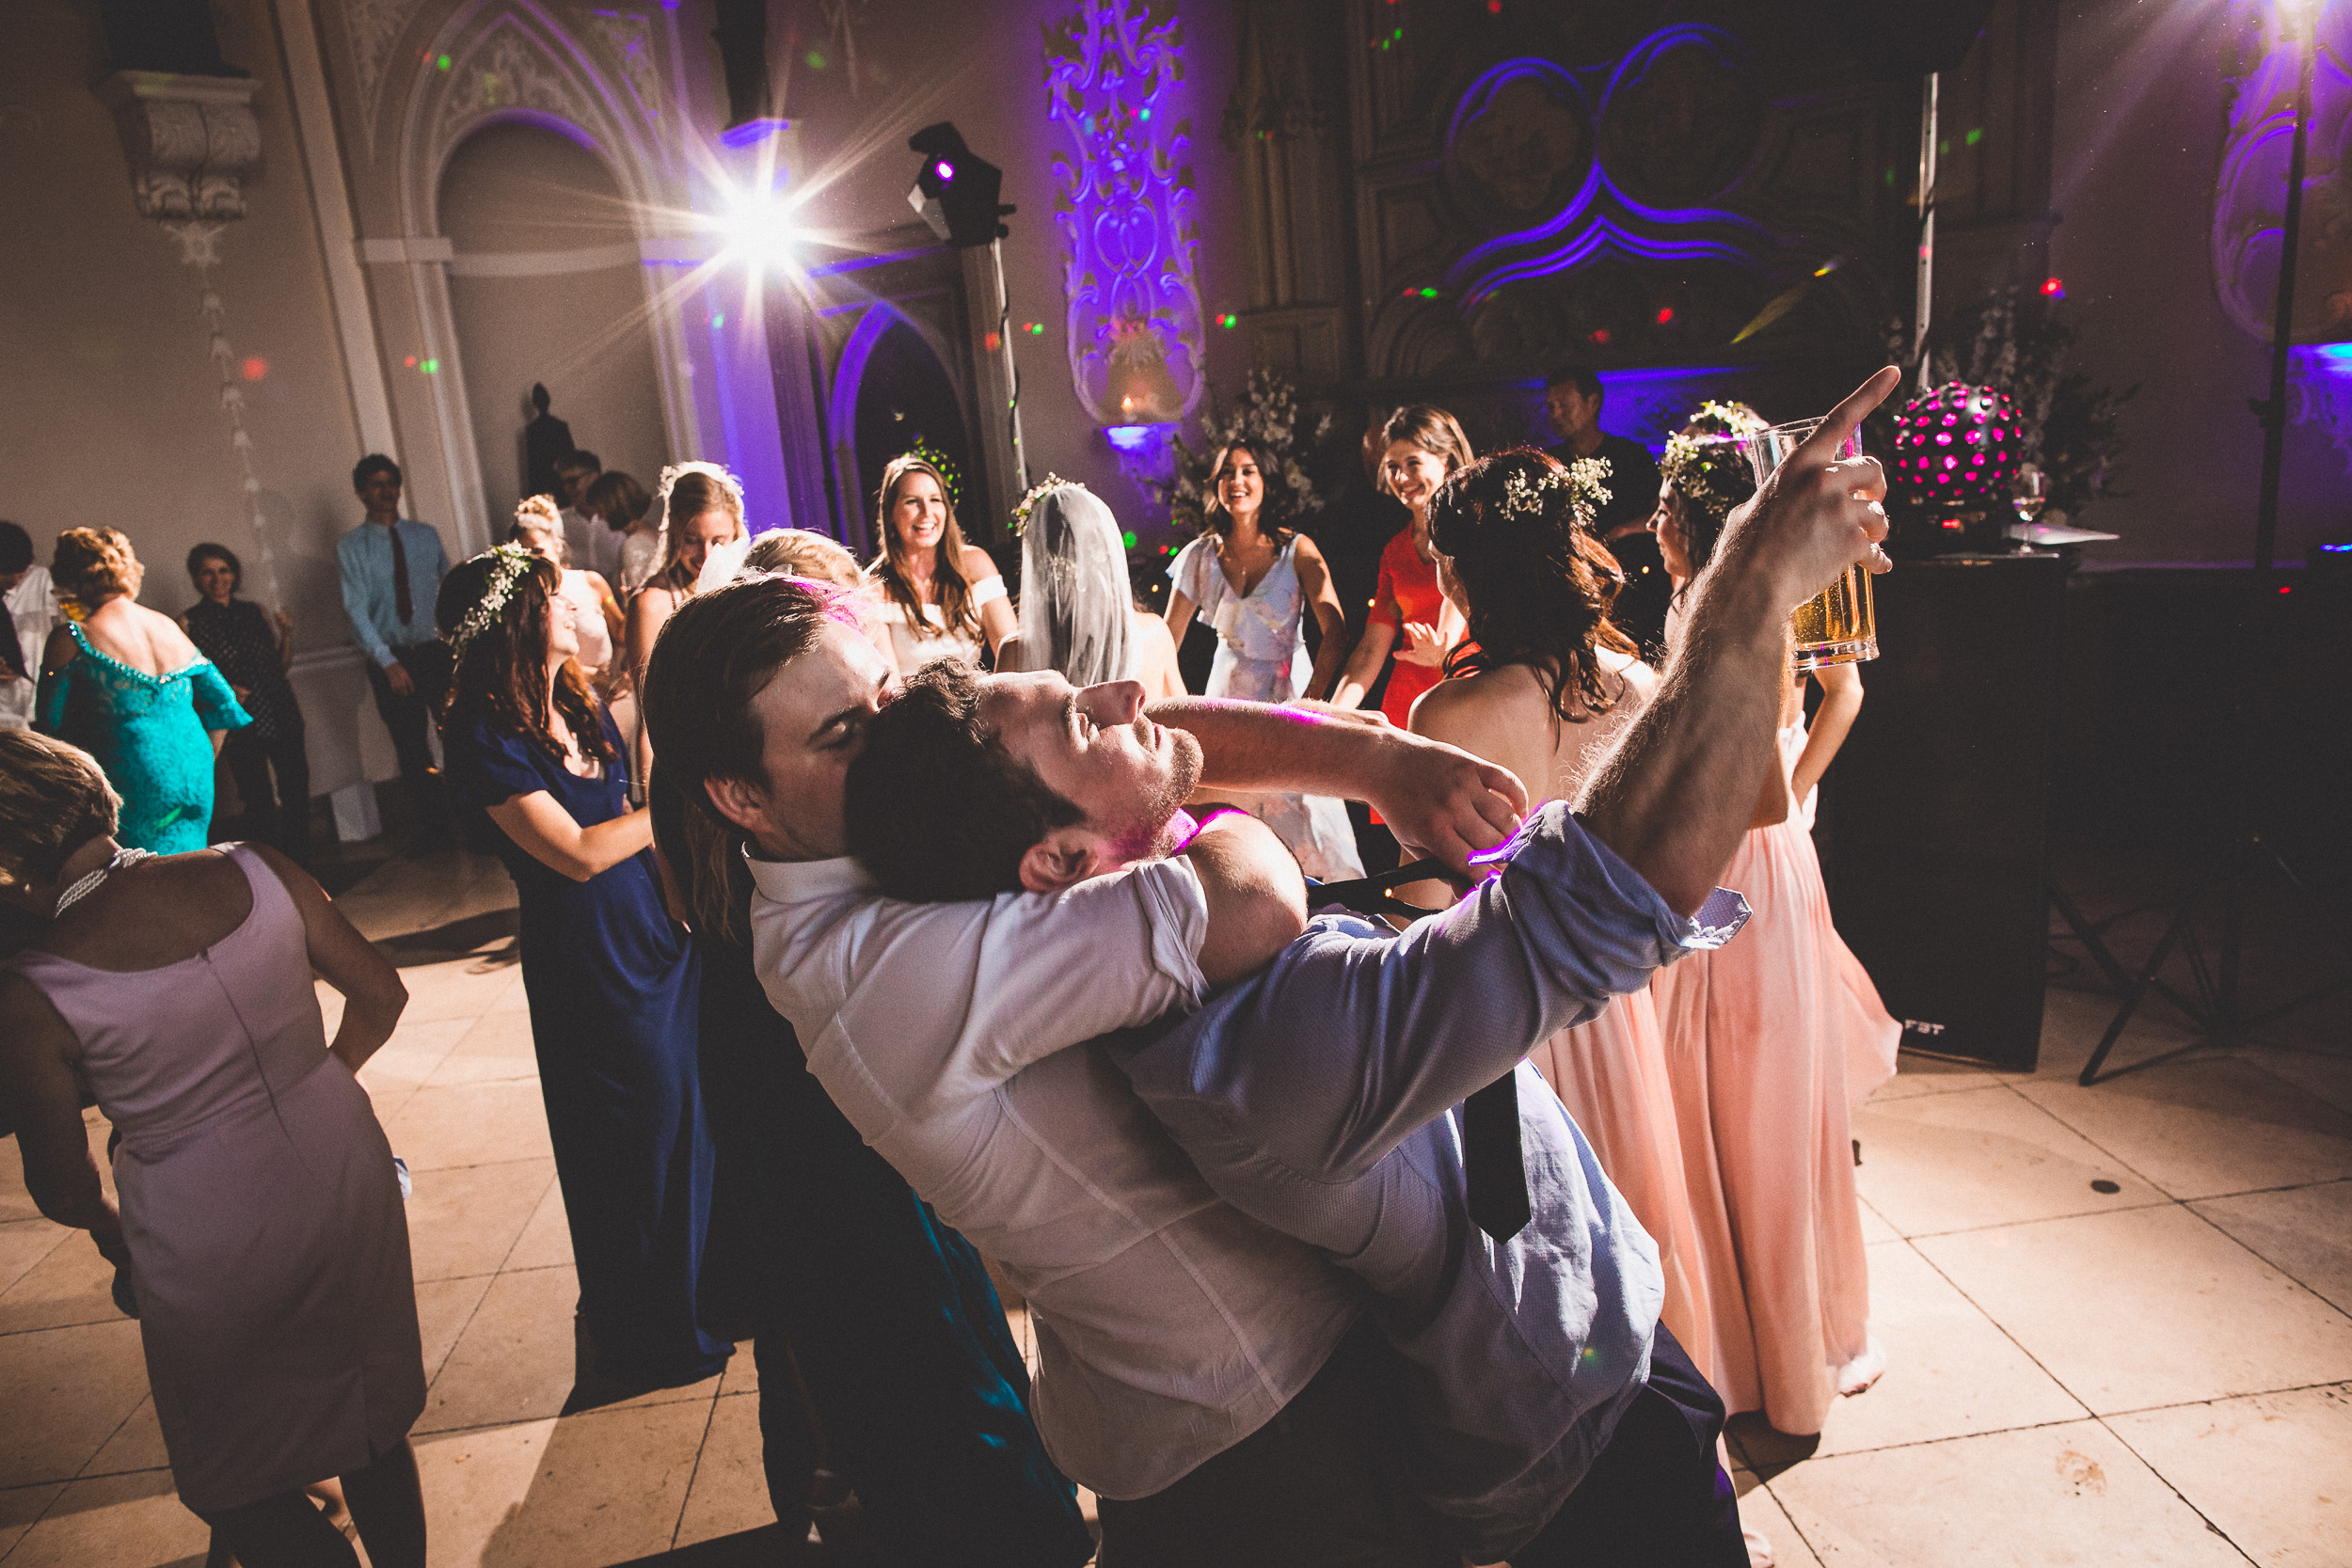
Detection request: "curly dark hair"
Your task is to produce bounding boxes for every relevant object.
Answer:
[434,550,615,771]
[1427,449,1636,725]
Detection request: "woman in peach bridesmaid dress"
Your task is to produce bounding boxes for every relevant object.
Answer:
[1647,406,1899,1439]
[1406,447,1718,1380]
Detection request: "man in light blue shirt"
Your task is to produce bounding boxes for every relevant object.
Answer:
[336,454,452,846]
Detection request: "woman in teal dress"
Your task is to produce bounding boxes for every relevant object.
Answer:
[38,528,249,852]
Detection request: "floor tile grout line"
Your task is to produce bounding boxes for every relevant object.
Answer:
[1882,1194,2177,1243]
[1980,1077,2179,1196]
[669,1376,728,1550]
[1893,1234,2100,1429]
[2090,1413,2262,1566]
[2169,1202,2352,1327]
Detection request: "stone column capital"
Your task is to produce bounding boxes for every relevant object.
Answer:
[100,70,262,223]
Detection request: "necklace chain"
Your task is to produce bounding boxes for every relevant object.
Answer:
[53,848,156,920]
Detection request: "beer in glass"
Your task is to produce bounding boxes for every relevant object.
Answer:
[1738,417,1878,671]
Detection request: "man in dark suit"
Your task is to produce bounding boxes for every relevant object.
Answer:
[1544,368,1670,659]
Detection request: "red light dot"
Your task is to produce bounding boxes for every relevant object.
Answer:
[985,332,1002,352]
[2042,277,2063,295]
[405,356,418,368]
[2279,584,2293,594]
[241,356,267,381]
[1589,328,1612,344]
[1655,307,1675,325]
[1487,0,1502,9]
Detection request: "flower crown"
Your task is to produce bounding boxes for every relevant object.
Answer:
[1499,455,1613,531]
[1010,474,1082,535]
[1661,403,1769,524]
[447,544,539,653]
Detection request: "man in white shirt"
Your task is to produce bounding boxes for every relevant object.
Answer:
[643,368,1898,1560]
[0,522,57,732]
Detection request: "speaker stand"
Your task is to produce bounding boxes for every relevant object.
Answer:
[2076,834,2352,1085]
[2079,8,2350,1087]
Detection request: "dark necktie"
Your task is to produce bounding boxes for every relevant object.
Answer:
[1306,857,1532,1243]
[389,522,412,627]
[1463,1076,1531,1242]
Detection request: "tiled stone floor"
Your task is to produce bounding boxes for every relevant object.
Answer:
[3,849,2348,1565]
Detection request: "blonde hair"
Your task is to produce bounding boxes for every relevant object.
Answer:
[53,527,141,605]
[743,529,862,587]
[651,463,748,594]
[509,495,566,563]
[0,730,121,887]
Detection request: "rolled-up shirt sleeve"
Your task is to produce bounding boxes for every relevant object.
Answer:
[839,855,1210,1111]
[1122,800,1746,1185]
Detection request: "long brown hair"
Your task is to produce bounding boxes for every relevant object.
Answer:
[434,550,616,768]
[1428,450,1634,725]
[1376,404,1475,498]
[868,453,980,639]
[641,576,840,942]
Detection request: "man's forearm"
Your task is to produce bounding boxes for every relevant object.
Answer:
[1575,570,1788,915]
[1152,696,1388,798]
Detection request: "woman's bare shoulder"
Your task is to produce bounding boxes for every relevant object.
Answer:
[958,544,1001,580]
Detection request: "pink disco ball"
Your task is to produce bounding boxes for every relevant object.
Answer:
[1888,382,2021,511]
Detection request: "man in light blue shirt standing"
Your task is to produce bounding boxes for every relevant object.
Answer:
[337,453,452,847]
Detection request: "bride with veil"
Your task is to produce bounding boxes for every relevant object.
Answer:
[1005,479,1183,697]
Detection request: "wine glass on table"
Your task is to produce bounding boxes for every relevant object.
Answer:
[2008,463,2048,552]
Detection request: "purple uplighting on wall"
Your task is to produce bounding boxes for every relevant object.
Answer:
[1439,28,1779,306]
[1045,0,1203,426]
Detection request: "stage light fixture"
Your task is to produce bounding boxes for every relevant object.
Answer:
[719,182,802,272]
[907,122,1013,249]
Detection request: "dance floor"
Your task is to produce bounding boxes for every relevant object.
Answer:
[2,847,2347,1566]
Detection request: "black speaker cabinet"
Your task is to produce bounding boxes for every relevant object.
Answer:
[1815,552,2066,1069]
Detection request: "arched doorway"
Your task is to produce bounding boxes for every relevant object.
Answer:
[836,309,977,562]
[438,121,668,523]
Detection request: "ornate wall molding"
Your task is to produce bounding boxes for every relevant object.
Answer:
[1044,0,1205,425]
[434,19,592,159]
[101,71,262,222]
[342,0,431,142]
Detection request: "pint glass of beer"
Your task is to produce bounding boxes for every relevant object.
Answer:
[1738,417,1879,671]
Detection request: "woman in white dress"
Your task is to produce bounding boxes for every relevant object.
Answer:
[1006,479,1183,698]
[866,454,1015,671]
[1163,440,1362,880]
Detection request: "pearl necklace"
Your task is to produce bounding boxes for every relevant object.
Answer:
[53,847,156,920]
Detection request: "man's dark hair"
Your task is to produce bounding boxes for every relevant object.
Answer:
[554,449,602,475]
[1543,366,1603,403]
[643,574,837,939]
[186,542,241,587]
[0,521,31,575]
[846,660,1084,902]
[353,453,402,491]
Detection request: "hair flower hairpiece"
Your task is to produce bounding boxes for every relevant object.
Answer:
[1010,474,1082,535]
[1661,403,1769,526]
[447,544,537,653]
[1501,456,1613,531]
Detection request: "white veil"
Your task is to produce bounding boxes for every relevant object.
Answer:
[1016,483,1134,687]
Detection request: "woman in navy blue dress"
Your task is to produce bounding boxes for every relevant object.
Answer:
[434,546,729,1390]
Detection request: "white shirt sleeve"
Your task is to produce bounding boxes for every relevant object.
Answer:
[841,856,1210,1110]
[969,574,1008,610]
